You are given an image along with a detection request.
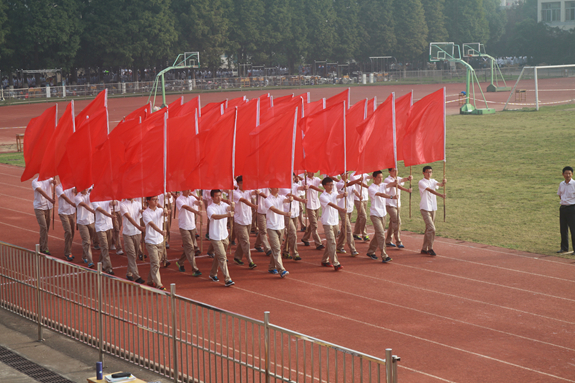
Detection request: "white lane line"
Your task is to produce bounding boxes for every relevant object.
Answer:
[0,181,32,191]
[231,285,575,382]
[0,221,83,246]
[0,172,21,178]
[0,126,26,130]
[0,192,32,202]
[0,205,37,217]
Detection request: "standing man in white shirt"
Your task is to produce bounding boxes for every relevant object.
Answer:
[120,198,145,283]
[232,177,258,269]
[419,166,446,256]
[351,172,371,242]
[280,176,307,260]
[384,168,413,249]
[142,196,169,290]
[557,166,575,254]
[55,182,76,261]
[207,190,235,287]
[367,171,396,263]
[302,172,325,250]
[175,190,203,276]
[75,189,96,267]
[319,177,346,271]
[254,188,272,256]
[110,202,123,255]
[336,174,361,256]
[264,188,292,277]
[92,200,117,274]
[32,176,55,255]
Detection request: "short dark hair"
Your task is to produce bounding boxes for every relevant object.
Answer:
[210,189,221,197]
[321,177,333,186]
[236,175,243,183]
[146,196,155,201]
[372,170,382,178]
[388,168,393,171]
[563,166,573,174]
[423,166,432,173]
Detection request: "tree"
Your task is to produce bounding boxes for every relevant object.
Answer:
[305,0,337,63]
[357,0,396,64]
[393,0,428,62]
[0,0,7,61]
[284,0,309,73]
[482,0,507,50]
[226,0,267,67]
[332,0,360,63]
[421,0,448,42]
[261,0,293,67]
[444,0,490,46]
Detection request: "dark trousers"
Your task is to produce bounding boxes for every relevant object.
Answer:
[560,205,575,251]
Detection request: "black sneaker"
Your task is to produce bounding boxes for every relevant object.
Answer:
[64,254,74,261]
[366,253,378,260]
[321,262,332,267]
[126,275,134,281]
[138,253,145,261]
[428,249,437,256]
[421,249,429,254]
[302,240,310,246]
[176,261,185,272]
[255,246,264,252]
[207,252,215,258]
[300,226,306,232]
[293,255,302,261]
[234,258,244,265]
[316,244,325,250]
[386,243,396,247]
[231,241,236,246]
[225,280,235,287]
[163,261,171,268]
[353,234,362,240]
[363,236,370,241]
[192,271,202,277]
[382,257,392,263]
[135,277,145,284]
[265,250,272,256]
[557,249,570,254]
[249,262,257,269]
[334,264,343,271]
[166,243,170,249]
[107,269,115,275]
[209,275,219,282]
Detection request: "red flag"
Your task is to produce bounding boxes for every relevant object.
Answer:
[395,92,413,162]
[199,103,225,132]
[39,102,75,181]
[402,88,445,167]
[61,109,109,190]
[326,88,350,109]
[21,105,57,181]
[356,94,395,174]
[259,94,272,116]
[233,99,260,176]
[260,97,301,124]
[305,98,325,117]
[227,96,247,109]
[124,102,151,121]
[272,94,293,105]
[367,97,377,117]
[201,100,226,116]
[301,102,346,175]
[176,96,201,118]
[75,90,107,127]
[345,99,368,173]
[243,108,300,189]
[166,111,198,192]
[166,96,184,118]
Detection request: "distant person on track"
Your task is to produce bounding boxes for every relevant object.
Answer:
[75,189,96,267]
[32,176,55,255]
[557,166,575,254]
[384,168,413,249]
[55,182,77,261]
[418,166,446,256]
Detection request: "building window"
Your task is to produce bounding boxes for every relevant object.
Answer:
[566,1,575,21]
[541,2,561,22]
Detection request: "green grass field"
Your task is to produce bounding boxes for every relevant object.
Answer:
[4,104,574,257]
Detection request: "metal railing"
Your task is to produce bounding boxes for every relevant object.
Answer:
[0,241,400,382]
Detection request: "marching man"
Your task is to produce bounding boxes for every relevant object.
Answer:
[367,171,395,263]
[319,177,346,271]
[142,196,169,290]
[120,198,145,283]
[232,176,258,269]
[175,190,203,276]
[384,168,413,248]
[264,188,293,278]
[207,190,235,287]
[55,181,76,261]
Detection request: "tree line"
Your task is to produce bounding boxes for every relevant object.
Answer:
[0,0,573,83]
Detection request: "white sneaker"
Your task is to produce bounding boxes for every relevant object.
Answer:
[110,245,116,250]
[116,249,124,255]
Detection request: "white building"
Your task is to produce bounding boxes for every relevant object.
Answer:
[538,0,575,29]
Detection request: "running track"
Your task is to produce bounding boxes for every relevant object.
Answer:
[2,162,575,383]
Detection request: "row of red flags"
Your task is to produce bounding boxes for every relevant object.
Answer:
[21,88,446,202]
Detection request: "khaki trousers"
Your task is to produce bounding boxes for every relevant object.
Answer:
[96,229,113,272]
[34,208,51,252]
[367,216,388,257]
[282,216,299,257]
[59,213,75,256]
[337,211,356,252]
[178,228,199,272]
[267,229,286,273]
[321,225,340,266]
[233,223,253,263]
[420,209,436,251]
[353,201,368,236]
[302,209,321,245]
[297,202,305,229]
[78,223,95,264]
[254,213,271,252]
[111,211,123,251]
[209,238,231,282]
[385,206,402,245]
[123,234,141,279]
[145,243,164,287]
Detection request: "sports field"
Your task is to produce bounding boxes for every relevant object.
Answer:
[1,81,575,382]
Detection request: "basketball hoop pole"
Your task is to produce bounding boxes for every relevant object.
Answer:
[148,52,200,110]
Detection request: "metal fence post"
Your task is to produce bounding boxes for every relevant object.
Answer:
[392,354,401,383]
[264,311,270,383]
[35,244,43,341]
[171,284,178,383]
[385,348,392,383]
[97,262,104,364]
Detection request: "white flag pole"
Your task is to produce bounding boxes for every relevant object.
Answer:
[229,107,238,255]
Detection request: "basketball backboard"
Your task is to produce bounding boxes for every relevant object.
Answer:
[462,43,485,58]
[429,42,460,62]
[173,52,200,68]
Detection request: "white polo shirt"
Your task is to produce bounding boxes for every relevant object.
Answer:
[120,199,142,236]
[419,178,439,211]
[336,181,355,213]
[157,193,174,208]
[384,176,404,208]
[279,183,301,218]
[264,194,287,230]
[233,189,253,226]
[32,177,54,210]
[56,185,76,215]
[142,207,165,245]
[92,201,114,232]
[320,190,340,225]
[558,180,575,205]
[305,177,322,210]
[207,202,229,240]
[368,183,387,218]
[202,190,213,206]
[176,195,197,230]
[256,189,270,214]
[75,193,94,225]
[351,172,369,202]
